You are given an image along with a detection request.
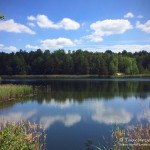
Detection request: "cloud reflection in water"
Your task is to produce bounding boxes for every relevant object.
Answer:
[91,101,132,124]
[138,109,150,123]
[40,114,81,129]
[42,98,74,109]
[0,110,37,123]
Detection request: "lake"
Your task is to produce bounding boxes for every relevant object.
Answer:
[0,79,150,150]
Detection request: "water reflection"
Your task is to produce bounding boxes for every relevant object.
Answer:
[2,79,150,100]
[41,99,74,109]
[0,79,150,150]
[31,80,150,102]
[138,109,150,123]
[40,114,81,129]
[91,101,132,124]
[0,110,37,123]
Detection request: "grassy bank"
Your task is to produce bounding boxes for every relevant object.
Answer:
[0,84,33,102]
[1,74,150,79]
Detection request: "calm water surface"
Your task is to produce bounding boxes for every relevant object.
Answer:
[0,79,150,150]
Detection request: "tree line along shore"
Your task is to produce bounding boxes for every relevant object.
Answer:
[0,49,150,76]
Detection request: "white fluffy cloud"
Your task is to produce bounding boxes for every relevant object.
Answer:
[0,19,35,34]
[87,19,133,42]
[27,16,36,21]
[59,18,80,30]
[40,37,76,49]
[25,44,39,49]
[36,15,57,28]
[136,20,150,33]
[0,44,17,52]
[84,44,150,53]
[124,12,134,18]
[27,14,80,30]
[25,37,76,50]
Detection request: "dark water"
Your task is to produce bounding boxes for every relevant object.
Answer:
[0,79,150,150]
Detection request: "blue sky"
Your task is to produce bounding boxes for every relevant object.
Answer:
[0,0,150,53]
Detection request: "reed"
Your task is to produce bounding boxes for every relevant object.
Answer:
[0,84,33,102]
[0,121,46,150]
[92,123,150,150]
[112,124,150,150]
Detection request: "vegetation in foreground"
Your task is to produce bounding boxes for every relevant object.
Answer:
[0,121,46,150]
[86,124,150,150]
[0,84,33,102]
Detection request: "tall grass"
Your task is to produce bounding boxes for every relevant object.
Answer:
[0,84,33,102]
[112,124,150,150]
[93,124,150,150]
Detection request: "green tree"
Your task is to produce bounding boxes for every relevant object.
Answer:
[118,56,139,75]
[11,55,27,75]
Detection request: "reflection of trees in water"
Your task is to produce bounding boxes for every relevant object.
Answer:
[0,97,31,110]
[1,80,149,105]
[34,80,150,103]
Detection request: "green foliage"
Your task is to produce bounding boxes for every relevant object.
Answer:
[108,56,118,75]
[0,13,5,20]
[0,49,149,75]
[118,56,139,75]
[0,121,46,150]
[0,84,33,102]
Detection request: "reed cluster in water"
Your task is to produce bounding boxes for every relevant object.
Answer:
[112,124,150,150]
[89,124,150,150]
[0,121,46,150]
[0,84,33,102]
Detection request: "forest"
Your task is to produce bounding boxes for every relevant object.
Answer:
[0,49,150,75]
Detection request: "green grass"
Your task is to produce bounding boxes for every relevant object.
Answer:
[0,84,33,102]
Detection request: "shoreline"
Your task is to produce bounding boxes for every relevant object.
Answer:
[1,74,150,79]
